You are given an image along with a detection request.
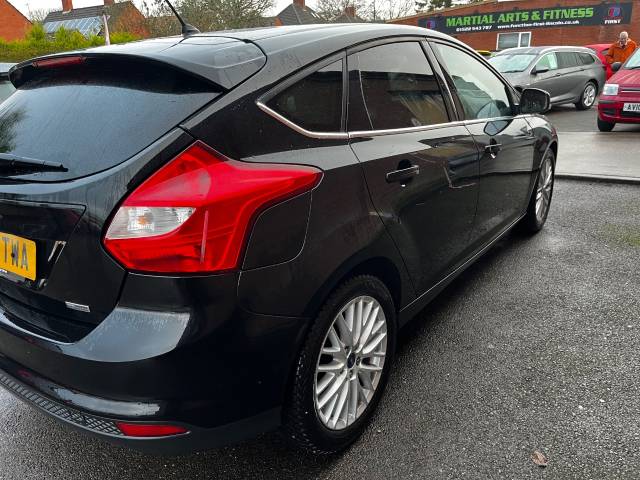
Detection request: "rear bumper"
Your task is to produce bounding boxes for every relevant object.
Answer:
[0,364,279,454]
[598,97,640,124]
[0,272,310,452]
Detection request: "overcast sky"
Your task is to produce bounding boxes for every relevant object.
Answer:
[10,0,313,18]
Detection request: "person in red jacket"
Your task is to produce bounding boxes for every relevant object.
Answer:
[606,31,638,64]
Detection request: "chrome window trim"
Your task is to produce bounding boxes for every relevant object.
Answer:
[259,97,517,140]
[348,116,516,139]
[256,100,349,140]
[255,52,348,140]
[256,35,520,141]
[348,121,465,138]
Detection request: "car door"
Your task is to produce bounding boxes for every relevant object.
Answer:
[347,40,480,295]
[530,52,563,102]
[555,51,584,102]
[430,41,537,247]
[578,51,605,92]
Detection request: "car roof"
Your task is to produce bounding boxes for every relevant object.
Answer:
[226,24,450,70]
[13,24,453,89]
[496,46,595,55]
[191,24,446,46]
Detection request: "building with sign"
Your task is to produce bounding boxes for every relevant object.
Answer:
[389,0,639,51]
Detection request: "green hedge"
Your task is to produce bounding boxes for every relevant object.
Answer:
[0,24,139,63]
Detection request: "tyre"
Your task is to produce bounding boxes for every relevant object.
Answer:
[520,148,555,233]
[575,82,597,110]
[283,275,396,454]
[597,117,615,132]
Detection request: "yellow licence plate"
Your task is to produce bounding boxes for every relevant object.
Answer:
[0,233,36,281]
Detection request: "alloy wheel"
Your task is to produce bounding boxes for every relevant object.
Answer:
[314,295,388,430]
[535,155,553,222]
[583,84,596,107]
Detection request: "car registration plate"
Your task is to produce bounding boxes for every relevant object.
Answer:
[622,103,640,112]
[0,232,36,280]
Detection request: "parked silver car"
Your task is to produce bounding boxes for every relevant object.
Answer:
[489,46,605,110]
[0,63,16,103]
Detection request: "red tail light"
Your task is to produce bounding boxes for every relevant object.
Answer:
[32,56,85,69]
[115,422,188,437]
[103,141,322,273]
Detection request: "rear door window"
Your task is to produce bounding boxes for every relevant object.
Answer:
[347,42,449,131]
[578,52,596,65]
[268,59,343,132]
[0,58,219,182]
[556,52,579,69]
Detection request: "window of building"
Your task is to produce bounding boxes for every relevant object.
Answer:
[348,42,449,130]
[497,32,531,50]
[269,59,343,132]
[433,43,512,120]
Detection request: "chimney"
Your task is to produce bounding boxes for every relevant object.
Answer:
[344,5,356,17]
[62,0,73,12]
[293,0,305,8]
[104,0,114,5]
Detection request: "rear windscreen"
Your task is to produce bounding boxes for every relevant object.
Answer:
[0,58,220,181]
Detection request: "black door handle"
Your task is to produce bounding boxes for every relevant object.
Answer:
[386,165,420,183]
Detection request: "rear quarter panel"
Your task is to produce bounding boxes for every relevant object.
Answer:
[182,70,416,319]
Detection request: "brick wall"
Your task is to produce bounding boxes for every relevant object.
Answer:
[109,3,150,38]
[0,0,31,41]
[391,0,640,50]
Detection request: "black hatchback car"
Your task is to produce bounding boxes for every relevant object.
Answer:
[0,24,557,454]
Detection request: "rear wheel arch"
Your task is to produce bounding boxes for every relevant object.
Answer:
[303,255,404,320]
[282,273,397,453]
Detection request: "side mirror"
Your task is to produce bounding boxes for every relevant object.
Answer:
[519,88,550,114]
[533,66,549,75]
[612,62,622,72]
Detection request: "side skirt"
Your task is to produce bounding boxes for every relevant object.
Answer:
[398,213,526,326]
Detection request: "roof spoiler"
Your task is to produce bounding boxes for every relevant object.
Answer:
[9,37,266,91]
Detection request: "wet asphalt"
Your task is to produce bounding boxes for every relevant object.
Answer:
[1,111,639,480]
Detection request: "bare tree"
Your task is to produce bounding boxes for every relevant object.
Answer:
[27,7,54,23]
[141,0,274,35]
[140,0,181,37]
[371,0,414,21]
[315,0,369,21]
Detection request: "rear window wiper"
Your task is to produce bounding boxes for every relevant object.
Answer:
[0,153,67,174]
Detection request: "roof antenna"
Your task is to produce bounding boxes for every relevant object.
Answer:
[163,0,200,37]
